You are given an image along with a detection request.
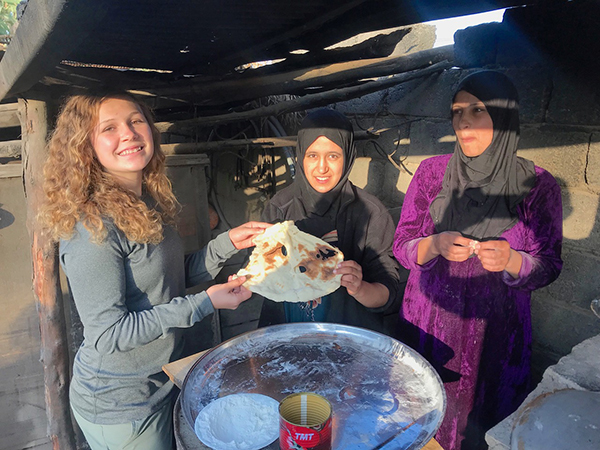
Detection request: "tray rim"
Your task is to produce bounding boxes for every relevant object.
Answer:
[180,322,447,447]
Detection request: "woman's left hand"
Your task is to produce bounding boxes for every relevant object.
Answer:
[474,240,512,272]
[228,221,272,249]
[334,260,364,296]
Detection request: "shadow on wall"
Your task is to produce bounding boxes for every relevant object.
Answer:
[533,175,600,355]
[0,203,15,229]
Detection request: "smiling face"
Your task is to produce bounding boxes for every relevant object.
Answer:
[451,90,494,158]
[91,97,154,194]
[302,135,344,193]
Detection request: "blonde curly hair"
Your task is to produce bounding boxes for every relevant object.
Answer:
[40,91,179,244]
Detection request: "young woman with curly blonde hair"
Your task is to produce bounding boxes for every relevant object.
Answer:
[40,91,270,450]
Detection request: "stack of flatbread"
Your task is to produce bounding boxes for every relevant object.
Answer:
[236,221,343,302]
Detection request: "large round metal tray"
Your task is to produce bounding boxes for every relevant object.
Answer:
[181,323,446,449]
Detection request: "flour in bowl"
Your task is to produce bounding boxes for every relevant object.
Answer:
[194,393,279,450]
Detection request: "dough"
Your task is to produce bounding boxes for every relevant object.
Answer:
[194,393,279,450]
[236,221,343,302]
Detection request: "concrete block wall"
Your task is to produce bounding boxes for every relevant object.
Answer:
[335,3,600,379]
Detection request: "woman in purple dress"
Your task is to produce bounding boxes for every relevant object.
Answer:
[393,71,563,450]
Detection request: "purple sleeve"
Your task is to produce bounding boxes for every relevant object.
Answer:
[393,158,443,271]
[502,168,563,290]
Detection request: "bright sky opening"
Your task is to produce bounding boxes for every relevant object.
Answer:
[428,9,506,47]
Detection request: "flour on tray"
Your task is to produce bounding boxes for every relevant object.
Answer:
[194,393,279,450]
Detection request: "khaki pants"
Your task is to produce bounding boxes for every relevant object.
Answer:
[72,401,174,450]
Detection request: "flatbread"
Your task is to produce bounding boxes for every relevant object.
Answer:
[194,393,279,450]
[236,221,343,302]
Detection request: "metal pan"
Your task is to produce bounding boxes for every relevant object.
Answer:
[180,323,446,449]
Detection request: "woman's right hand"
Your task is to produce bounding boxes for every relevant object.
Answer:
[433,232,476,262]
[206,276,252,310]
[418,231,475,265]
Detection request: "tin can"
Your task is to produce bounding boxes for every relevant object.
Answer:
[279,392,332,450]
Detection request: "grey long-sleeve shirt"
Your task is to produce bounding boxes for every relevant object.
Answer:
[60,221,237,424]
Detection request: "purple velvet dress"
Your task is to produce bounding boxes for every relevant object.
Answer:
[393,154,563,450]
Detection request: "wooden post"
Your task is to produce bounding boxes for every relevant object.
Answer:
[19,98,76,450]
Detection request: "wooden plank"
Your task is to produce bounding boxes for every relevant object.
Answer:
[161,131,377,155]
[0,1,109,100]
[162,350,208,389]
[161,137,296,155]
[0,139,21,158]
[20,98,76,450]
[0,103,20,128]
[164,153,210,166]
[153,45,453,108]
[0,162,22,178]
[423,439,444,450]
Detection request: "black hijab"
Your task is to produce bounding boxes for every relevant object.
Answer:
[429,70,536,240]
[288,109,357,237]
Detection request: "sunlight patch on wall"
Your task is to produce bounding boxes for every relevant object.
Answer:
[561,190,599,241]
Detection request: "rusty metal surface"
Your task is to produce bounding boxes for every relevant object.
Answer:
[180,323,446,449]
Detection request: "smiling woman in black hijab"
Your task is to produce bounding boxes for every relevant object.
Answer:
[258,108,400,332]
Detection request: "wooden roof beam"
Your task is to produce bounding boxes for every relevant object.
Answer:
[0,0,109,100]
[150,45,453,108]
[155,59,452,133]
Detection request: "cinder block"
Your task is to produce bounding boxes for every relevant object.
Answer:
[348,156,371,190]
[502,68,553,124]
[376,162,404,209]
[386,70,459,119]
[495,21,551,69]
[336,91,389,116]
[348,156,385,196]
[454,23,501,68]
[390,163,412,199]
[518,127,588,188]
[392,160,423,206]
[407,119,454,161]
[531,293,600,357]
[561,188,600,242]
[547,72,600,126]
[540,247,600,311]
[587,133,600,194]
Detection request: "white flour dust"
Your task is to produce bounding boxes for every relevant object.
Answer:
[194,393,279,450]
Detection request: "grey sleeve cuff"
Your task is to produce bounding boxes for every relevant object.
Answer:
[206,231,238,261]
[188,291,215,323]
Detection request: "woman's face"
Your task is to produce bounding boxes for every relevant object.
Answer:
[303,135,344,193]
[91,97,154,189]
[452,90,494,157]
